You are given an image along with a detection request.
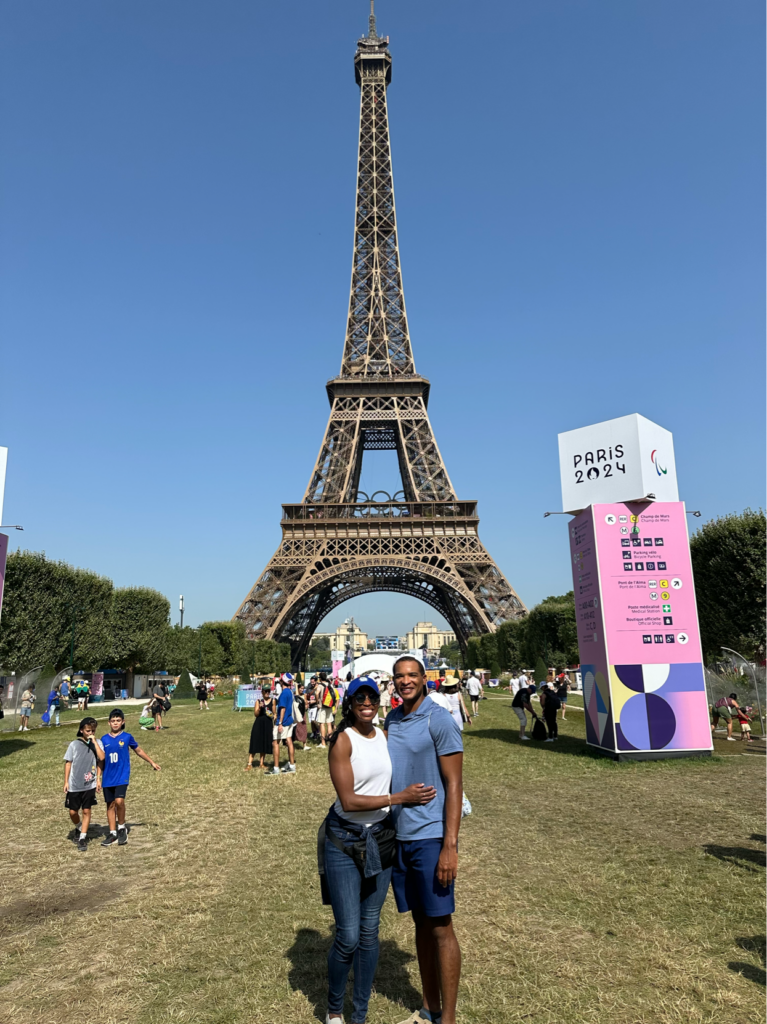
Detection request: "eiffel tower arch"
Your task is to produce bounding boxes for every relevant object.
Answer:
[234,7,526,664]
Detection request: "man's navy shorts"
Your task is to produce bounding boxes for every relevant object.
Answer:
[392,838,455,917]
[102,784,128,803]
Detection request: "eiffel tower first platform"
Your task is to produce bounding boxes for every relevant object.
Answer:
[234,4,526,664]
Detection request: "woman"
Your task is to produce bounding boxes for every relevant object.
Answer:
[246,685,275,771]
[306,679,321,743]
[555,672,569,721]
[196,680,209,710]
[440,678,471,731]
[378,678,391,723]
[322,676,436,1024]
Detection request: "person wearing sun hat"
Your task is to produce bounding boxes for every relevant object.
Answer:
[319,675,437,1024]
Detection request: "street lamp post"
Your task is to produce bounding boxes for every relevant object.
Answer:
[68,602,84,677]
[721,646,764,736]
[179,595,184,630]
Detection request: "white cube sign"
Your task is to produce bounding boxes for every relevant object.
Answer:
[558,414,679,514]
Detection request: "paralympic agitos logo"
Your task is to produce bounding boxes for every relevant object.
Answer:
[650,449,668,477]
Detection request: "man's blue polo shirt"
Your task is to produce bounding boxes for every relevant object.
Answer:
[384,699,463,841]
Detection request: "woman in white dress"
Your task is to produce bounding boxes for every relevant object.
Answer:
[440,678,472,731]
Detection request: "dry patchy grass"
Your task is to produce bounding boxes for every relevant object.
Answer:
[0,696,764,1024]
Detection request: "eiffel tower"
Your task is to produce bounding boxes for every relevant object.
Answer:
[234,3,526,664]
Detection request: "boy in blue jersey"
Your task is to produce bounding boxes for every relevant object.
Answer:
[98,709,161,847]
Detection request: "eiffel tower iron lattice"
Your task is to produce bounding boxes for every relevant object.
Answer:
[234,8,526,664]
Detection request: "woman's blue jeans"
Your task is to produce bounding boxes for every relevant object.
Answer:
[324,823,392,1023]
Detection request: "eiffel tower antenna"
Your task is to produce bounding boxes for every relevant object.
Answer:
[234,15,526,666]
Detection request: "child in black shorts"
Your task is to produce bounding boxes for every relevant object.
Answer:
[64,717,105,853]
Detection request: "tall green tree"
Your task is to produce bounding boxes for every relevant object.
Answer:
[0,551,113,672]
[439,639,463,669]
[111,587,170,678]
[690,508,766,660]
[496,618,527,671]
[521,593,578,668]
[465,637,481,671]
[479,633,501,676]
[307,635,331,670]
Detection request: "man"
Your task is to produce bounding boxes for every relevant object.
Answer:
[511,681,536,741]
[466,672,483,717]
[437,669,448,691]
[19,683,35,731]
[316,671,337,749]
[385,657,464,1024]
[517,670,528,691]
[268,676,296,774]
[150,678,168,732]
[508,674,519,697]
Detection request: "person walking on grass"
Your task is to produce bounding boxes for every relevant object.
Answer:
[98,709,160,847]
[63,717,104,853]
[511,681,536,741]
[317,672,338,749]
[466,672,483,717]
[19,683,35,731]
[150,679,168,732]
[268,675,296,774]
[322,676,437,1024]
[196,680,209,710]
[385,657,464,1024]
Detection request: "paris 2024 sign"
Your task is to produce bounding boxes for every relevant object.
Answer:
[559,413,711,759]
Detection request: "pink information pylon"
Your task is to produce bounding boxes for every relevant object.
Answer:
[569,501,713,760]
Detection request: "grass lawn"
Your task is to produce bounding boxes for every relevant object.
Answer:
[0,696,764,1024]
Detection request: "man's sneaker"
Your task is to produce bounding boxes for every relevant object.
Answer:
[117,828,128,846]
[281,764,296,773]
[520,735,530,741]
[726,737,737,741]
[101,833,118,847]
[544,738,555,742]
[266,767,281,775]
[77,837,88,853]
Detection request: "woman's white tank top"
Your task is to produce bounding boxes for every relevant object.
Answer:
[334,726,392,827]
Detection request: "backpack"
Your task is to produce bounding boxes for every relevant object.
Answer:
[531,717,548,741]
[322,686,336,708]
[544,691,561,712]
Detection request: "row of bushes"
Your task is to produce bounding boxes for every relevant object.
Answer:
[0,551,291,678]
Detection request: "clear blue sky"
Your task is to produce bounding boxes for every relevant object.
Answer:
[1,0,763,637]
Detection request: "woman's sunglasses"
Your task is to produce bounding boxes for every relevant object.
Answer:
[352,691,381,706]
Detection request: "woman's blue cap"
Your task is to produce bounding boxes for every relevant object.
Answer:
[346,676,379,699]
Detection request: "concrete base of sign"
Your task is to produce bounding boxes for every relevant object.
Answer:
[591,748,713,762]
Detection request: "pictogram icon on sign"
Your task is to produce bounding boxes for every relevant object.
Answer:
[671,578,682,590]
[605,514,617,525]
[677,633,689,645]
